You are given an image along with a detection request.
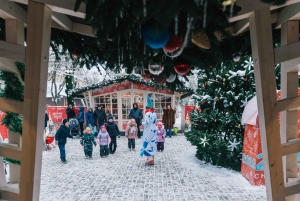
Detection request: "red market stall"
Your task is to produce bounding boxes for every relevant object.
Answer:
[46,106,81,129]
[241,92,300,186]
[0,111,8,142]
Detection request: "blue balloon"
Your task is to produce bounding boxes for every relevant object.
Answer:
[142,24,171,49]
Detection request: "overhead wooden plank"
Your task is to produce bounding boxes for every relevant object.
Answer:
[0,40,25,62]
[0,58,19,74]
[275,3,300,28]
[52,12,72,31]
[0,143,21,160]
[274,41,300,64]
[281,139,300,156]
[0,0,27,24]
[72,22,94,37]
[19,1,52,200]
[277,95,300,112]
[12,0,86,18]
[285,179,300,196]
[0,97,24,114]
[0,185,19,201]
[249,7,285,201]
[234,13,278,35]
[229,0,300,23]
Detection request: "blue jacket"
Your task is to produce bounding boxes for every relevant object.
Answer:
[55,125,73,145]
[85,111,94,127]
[77,107,84,123]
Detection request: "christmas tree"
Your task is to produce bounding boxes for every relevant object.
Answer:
[185,55,257,171]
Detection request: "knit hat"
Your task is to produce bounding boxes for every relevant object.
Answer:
[100,125,106,130]
[108,114,114,120]
[62,119,68,125]
[157,122,163,126]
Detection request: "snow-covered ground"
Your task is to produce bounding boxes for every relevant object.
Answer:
[39,135,266,201]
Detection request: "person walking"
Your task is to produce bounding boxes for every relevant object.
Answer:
[55,119,74,164]
[156,122,166,152]
[66,104,76,121]
[77,106,84,136]
[125,119,138,151]
[140,108,157,165]
[129,103,143,139]
[162,104,175,138]
[93,105,107,133]
[97,125,111,158]
[106,115,120,154]
[80,127,97,158]
[85,107,95,129]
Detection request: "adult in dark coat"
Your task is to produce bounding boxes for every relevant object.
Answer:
[129,103,143,138]
[66,104,76,120]
[77,107,84,136]
[44,111,49,129]
[162,104,175,138]
[55,119,74,163]
[85,107,95,128]
[106,114,120,154]
[93,105,107,132]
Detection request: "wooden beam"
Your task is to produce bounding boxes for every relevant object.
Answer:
[52,12,72,31]
[0,143,21,160]
[0,58,19,74]
[0,185,19,201]
[249,7,285,201]
[275,3,300,28]
[72,22,94,37]
[281,139,300,156]
[12,0,86,18]
[0,97,24,114]
[0,40,25,62]
[274,41,300,64]
[234,13,278,35]
[0,0,27,24]
[19,1,52,200]
[277,96,300,112]
[285,179,300,196]
[5,19,25,45]
[229,0,300,23]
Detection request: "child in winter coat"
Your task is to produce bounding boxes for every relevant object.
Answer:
[125,119,138,151]
[97,125,111,158]
[156,122,166,152]
[106,114,120,154]
[80,127,97,158]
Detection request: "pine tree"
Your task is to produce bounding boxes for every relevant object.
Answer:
[185,56,256,171]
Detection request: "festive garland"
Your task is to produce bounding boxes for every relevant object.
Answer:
[0,62,24,165]
[65,75,74,105]
[70,74,193,98]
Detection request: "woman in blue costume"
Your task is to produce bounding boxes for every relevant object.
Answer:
[140,108,157,165]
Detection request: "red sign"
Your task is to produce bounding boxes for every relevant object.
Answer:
[92,80,131,96]
[46,107,80,129]
[132,83,173,94]
[0,111,8,142]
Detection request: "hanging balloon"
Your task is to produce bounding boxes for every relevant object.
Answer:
[174,63,190,75]
[153,74,167,85]
[191,29,211,49]
[72,50,78,57]
[232,53,241,62]
[142,73,152,81]
[148,60,164,75]
[166,73,176,83]
[142,23,171,49]
[163,36,183,53]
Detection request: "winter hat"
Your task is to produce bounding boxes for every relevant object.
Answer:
[108,114,114,120]
[62,119,68,125]
[157,122,163,127]
[100,125,106,130]
[130,119,136,123]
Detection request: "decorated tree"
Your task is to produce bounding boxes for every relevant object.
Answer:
[185,55,256,171]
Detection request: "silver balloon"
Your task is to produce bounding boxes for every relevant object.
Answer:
[148,63,164,75]
[166,73,176,83]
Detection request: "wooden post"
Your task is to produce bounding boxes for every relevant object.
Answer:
[249,7,285,201]
[19,1,52,200]
[280,20,299,201]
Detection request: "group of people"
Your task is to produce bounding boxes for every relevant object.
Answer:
[54,103,176,165]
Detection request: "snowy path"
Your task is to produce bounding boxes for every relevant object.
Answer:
[39,135,267,201]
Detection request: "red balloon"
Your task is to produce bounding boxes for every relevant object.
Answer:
[72,50,78,57]
[153,75,166,85]
[174,63,190,75]
[142,73,152,81]
[163,36,183,53]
